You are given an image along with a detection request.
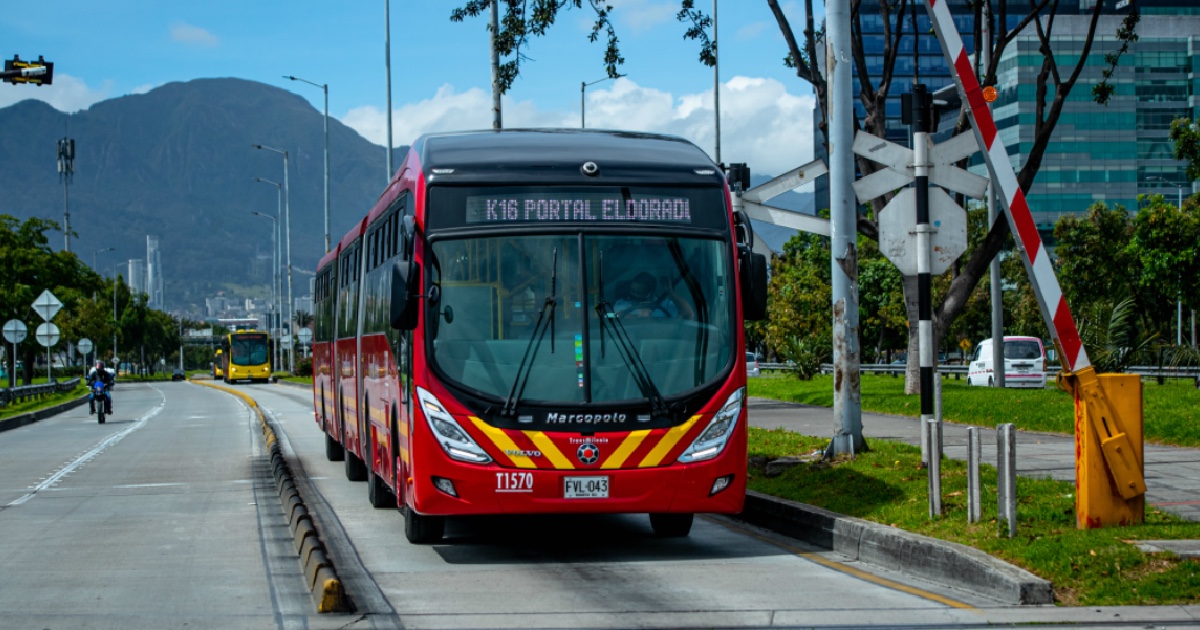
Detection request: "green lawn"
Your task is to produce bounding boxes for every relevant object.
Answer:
[748,373,1200,447]
[0,383,87,422]
[747,427,1200,606]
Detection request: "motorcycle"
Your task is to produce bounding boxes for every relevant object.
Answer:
[90,380,111,424]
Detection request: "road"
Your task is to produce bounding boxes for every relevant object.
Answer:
[1,381,1193,628]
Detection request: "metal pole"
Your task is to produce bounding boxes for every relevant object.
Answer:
[322,84,330,254]
[491,0,502,129]
[385,0,394,180]
[275,189,282,372]
[983,2,1004,388]
[712,0,721,165]
[825,0,862,457]
[1177,187,1183,347]
[998,423,1017,538]
[926,418,941,518]
[967,426,981,523]
[283,151,294,373]
[580,82,586,128]
[913,83,936,468]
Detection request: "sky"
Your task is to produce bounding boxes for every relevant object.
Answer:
[1,0,820,176]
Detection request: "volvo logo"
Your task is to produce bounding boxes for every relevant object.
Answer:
[577,442,600,465]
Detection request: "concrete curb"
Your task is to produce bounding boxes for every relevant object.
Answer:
[271,379,311,391]
[195,380,349,613]
[737,490,1054,605]
[0,393,90,433]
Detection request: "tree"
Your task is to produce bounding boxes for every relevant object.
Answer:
[293,310,313,330]
[1169,118,1200,182]
[451,0,1140,397]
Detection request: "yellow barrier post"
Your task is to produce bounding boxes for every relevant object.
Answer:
[1059,367,1145,529]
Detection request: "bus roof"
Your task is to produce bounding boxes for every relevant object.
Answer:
[414,129,725,186]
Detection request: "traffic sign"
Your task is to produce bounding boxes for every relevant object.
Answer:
[33,290,63,321]
[296,328,313,345]
[280,336,293,349]
[35,322,61,347]
[877,187,967,276]
[851,131,989,202]
[78,338,94,355]
[3,319,27,344]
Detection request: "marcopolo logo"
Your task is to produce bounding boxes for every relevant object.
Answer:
[545,412,627,425]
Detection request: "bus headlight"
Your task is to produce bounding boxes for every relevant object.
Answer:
[677,387,744,463]
[416,387,492,464]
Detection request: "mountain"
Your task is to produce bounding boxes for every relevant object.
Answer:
[0,78,399,316]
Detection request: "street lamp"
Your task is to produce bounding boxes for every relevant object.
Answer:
[1147,175,1185,345]
[580,75,623,128]
[253,144,294,373]
[284,75,331,254]
[254,177,284,371]
[111,261,123,374]
[250,208,281,372]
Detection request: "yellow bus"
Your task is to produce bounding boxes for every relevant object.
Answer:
[212,349,225,380]
[222,331,271,383]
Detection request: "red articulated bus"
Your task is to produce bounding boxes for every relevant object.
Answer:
[312,129,768,543]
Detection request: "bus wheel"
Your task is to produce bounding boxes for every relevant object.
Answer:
[345,447,368,482]
[367,433,396,508]
[649,513,693,538]
[404,506,444,544]
[325,433,345,461]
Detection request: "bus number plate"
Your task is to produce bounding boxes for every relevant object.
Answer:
[564,476,609,498]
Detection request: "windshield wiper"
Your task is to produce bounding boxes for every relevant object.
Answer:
[594,257,669,419]
[501,248,558,418]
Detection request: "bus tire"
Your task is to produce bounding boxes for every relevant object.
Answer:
[367,460,396,509]
[649,513,693,538]
[345,449,368,482]
[325,433,345,461]
[404,506,444,544]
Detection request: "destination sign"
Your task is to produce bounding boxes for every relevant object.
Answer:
[467,193,692,225]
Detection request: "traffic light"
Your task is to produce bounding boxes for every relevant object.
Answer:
[2,55,54,86]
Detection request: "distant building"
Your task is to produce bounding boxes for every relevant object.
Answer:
[126,259,146,296]
[146,235,163,309]
[294,295,312,315]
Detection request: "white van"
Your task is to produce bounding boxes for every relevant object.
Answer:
[967,336,1047,388]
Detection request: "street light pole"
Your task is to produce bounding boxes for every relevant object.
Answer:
[580,75,623,128]
[250,206,280,374]
[253,145,294,372]
[254,177,284,371]
[1148,175,1186,345]
[284,75,331,253]
[385,0,395,178]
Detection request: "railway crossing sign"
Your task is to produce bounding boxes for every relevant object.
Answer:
[33,290,63,322]
[78,338,94,356]
[296,328,312,345]
[877,187,968,276]
[36,323,60,347]
[3,319,27,344]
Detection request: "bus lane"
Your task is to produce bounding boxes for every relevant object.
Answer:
[251,382,1006,629]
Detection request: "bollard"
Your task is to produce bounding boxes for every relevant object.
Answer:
[967,427,981,523]
[920,413,929,466]
[927,418,942,518]
[997,423,1016,538]
[934,372,944,458]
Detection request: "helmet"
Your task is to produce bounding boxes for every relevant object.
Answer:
[96,360,106,369]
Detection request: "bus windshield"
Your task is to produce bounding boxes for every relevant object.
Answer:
[428,233,734,407]
[230,334,270,366]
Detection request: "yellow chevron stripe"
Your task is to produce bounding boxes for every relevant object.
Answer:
[602,429,651,470]
[470,417,537,469]
[526,432,575,470]
[638,415,701,468]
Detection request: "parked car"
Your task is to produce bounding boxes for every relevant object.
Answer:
[746,352,761,378]
[967,336,1047,388]
[171,369,186,382]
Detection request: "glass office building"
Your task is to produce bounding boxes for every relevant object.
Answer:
[814,2,1197,233]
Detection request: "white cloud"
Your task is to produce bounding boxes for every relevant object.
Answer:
[0,73,112,113]
[130,83,156,95]
[608,0,678,33]
[171,22,218,47]
[341,76,814,176]
[736,22,768,41]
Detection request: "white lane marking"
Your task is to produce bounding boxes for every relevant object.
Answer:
[113,483,185,489]
[7,388,167,507]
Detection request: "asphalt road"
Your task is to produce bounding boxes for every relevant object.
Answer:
[3,381,1195,628]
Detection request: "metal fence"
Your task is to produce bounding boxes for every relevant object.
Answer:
[0,378,83,408]
[758,362,1200,383]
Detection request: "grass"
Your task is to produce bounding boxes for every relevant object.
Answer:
[0,383,87,422]
[277,374,312,384]
[748,373,1200,603]
[748,373,1200,447]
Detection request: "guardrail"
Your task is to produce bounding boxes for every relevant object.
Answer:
[0,378,82,407]
[758,363,1200,384]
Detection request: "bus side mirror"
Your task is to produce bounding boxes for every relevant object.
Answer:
[390,260,420,330]
[740,251,768,321]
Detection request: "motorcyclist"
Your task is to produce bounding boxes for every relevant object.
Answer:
[87,360,114,415]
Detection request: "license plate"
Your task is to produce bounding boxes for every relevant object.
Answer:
[563,476,609,498]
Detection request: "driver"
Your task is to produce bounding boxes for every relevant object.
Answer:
[613,272,694,319]
[87,360,114,415]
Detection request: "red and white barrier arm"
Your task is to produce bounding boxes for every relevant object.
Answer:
[923,0,1090,373]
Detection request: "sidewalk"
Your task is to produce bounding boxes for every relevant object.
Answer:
[747,397,1200,523]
